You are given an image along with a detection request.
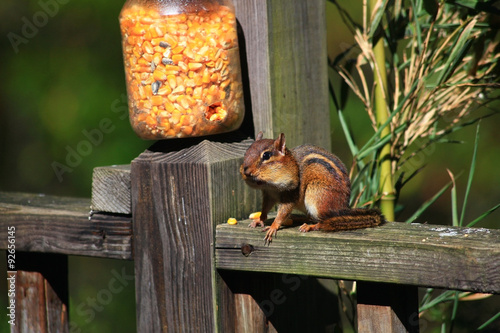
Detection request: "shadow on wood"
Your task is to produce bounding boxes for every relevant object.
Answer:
[14,252,69,333]
[220,270,341,332]
[357,282,419,333]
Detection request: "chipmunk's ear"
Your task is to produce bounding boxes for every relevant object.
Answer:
[256,131,264,141]
[275,133,286,156]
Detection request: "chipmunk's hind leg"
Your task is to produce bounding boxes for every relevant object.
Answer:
[299,185,330,232]
[298,222,319,232]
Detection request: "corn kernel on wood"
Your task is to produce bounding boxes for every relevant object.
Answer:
[120,4,244,139]
[249,212,261,219]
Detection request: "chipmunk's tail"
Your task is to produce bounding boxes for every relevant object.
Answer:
[316,208,385,231]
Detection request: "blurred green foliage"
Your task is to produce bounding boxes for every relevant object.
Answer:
[0,0,150,197]
[327,1,500,332]
[0,1,498,332]
[326,1,500,229]
[0,1,145,332]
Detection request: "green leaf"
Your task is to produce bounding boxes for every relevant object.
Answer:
[447,169,459,227]
[446,0,500,15]
[467,203,500,228]
[435,18,477,86]
[409,0,423,51]
[369,0,389,38]
[450,291,460,329]
[336,105,360,159]
[328,71,360,159]
[459,122,480,226]
[477,311,500,330]
[419,290,459,312]
[397,164,427,190]
[351,162,371,189]
[356,104,408,160]
[406,180,453,223]
[358,123,406,160]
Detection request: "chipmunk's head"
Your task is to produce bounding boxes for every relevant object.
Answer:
[240,132,299,191]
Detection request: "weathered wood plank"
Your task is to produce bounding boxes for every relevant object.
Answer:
[233,0,330,149]
[233,0,272,137]
[220,270,340,332]
[13,253,69,333]
[91,164,131,214]
[131,134,258,333]
[0,192,133,260]
[215,221,500,294]
[357,282,419,333]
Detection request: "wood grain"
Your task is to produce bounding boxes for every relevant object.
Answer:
[91,164,131,214]
[357,282,419,333]
[131,135,258,332]
[13,253,69,333]
[233,0,272,137]
[267,0,330,149]
[0,192,132,260]
[233,0,330,148]
[216,221,500,294]
[220,270,341,332]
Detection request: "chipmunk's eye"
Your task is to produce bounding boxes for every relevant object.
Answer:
[261,151,272,161]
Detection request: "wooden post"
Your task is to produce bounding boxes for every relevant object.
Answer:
[91,165,131,214]
[357,282,419,333]
[12,252,69,333]
[132,0,331,330]
[228,0,334,331]
[220,270,341,332]
[233,0,330,149]
[131,134,257,332]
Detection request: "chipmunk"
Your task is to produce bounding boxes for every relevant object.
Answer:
[240,132,384,243]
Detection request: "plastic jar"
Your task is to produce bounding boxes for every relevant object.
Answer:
[119,0,244,139]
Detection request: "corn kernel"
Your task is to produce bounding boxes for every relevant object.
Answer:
[143,41,154,54]
[249,212,261,219]
[151,95,163,106]
[188,62,203,71]
[153,70,167,81]
[120,5,243,139]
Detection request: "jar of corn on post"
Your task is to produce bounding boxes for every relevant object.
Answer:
[119,0,244,139]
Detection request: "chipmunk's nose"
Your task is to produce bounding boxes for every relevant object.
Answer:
[240,164,251,177]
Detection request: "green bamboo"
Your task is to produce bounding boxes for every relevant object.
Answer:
[370,0,395,221]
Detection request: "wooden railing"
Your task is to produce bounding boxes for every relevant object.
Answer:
[2,156,499,332]
[216,220,500,294]
[2,1,499,332]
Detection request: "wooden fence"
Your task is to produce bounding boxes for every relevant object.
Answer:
[1,0,499,332]
[2,168,500,332]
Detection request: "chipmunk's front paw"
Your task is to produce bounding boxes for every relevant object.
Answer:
[263,221,281,245]
[248,219,264,228]
[249,211,267,228]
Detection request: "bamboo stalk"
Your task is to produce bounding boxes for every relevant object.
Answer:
[370,0,395,221]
